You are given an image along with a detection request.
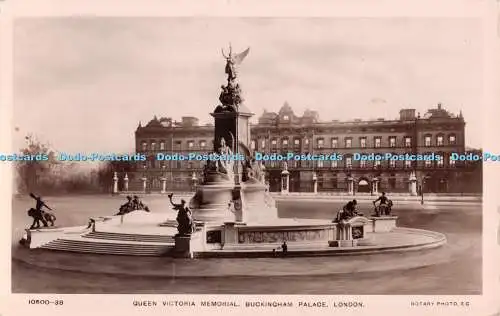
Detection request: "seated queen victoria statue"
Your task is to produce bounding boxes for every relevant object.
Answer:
[200,137,235,184]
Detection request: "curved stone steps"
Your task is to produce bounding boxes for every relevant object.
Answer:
[83,231,175,243]
[41,239,173,256]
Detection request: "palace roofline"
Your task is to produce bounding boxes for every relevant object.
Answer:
[137,102,463,132]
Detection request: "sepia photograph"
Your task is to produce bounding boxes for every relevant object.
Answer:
[4,8,494,313]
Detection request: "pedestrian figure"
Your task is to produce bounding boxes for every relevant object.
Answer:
[281,240,288,257]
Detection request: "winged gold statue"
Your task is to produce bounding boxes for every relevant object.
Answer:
[222,45,250,81]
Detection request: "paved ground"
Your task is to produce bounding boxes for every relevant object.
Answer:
[11,195,482,294]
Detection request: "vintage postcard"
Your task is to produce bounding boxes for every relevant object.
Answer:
[0,0,499,315]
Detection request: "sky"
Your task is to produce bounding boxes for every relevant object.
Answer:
[13,17,483,153]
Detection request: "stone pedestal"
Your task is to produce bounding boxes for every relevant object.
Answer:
[409,171,417,196]
[372,177,379,195]
[329,216,371,248]
[161,177,167,194]
[312,173,318,194]
[223,222,240,246]
[241,180,278,222]
[123,173,129,192]
[112,172,118,194]
[190,182,237,222]
[141,177,147,193]
[173,233,205,258]
[369,216,398,233]
[347,176,354,195]
[173,235,194,258]
[281,170,290,195]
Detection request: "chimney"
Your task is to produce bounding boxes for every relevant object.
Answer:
[399,109,416,120]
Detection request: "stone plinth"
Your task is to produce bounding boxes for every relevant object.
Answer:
[330,216,371,248]
[241,180,278,222]
[369,216,398,233]
[190,183,236,223]
[173,233,204,258]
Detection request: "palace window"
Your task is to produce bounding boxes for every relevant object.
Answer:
[317,160,324,168]
[317,138,324,149]
[345,157,352,168]
[271,139,277,149]
[437,135,444,146]
[251,140,256,150]
[360,160,366,168]
[360,137,367,148]
[174,140,182,149]
[404,137,411,148]
[389,158,396,168]
[282,139,288,147]
[425,158,432,168]
[331,160,338,168]
[200,140,206,148]
[304,138,310,145]
[187,141,194,148]
[424,135,432,147]
[405,160,412,169]
[331,138,338,148]
[374,160,381,169]
[449,155,456,167]
[141,142,147,151]
[389,137,396,148]
[294,138,300,147]
[437,154,444,167]
[151,142,156,151]
[374,137,381,148]
[283,115,289,121]
[345,138,352,148]
[261,139,266,149]
[160,142,165,150]
[449,134,456,145]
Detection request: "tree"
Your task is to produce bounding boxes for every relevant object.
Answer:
[16,134,59,194]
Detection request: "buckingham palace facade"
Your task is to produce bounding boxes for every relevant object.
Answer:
[129,102,482,194]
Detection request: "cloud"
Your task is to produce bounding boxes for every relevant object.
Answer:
[13,17,483,151]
